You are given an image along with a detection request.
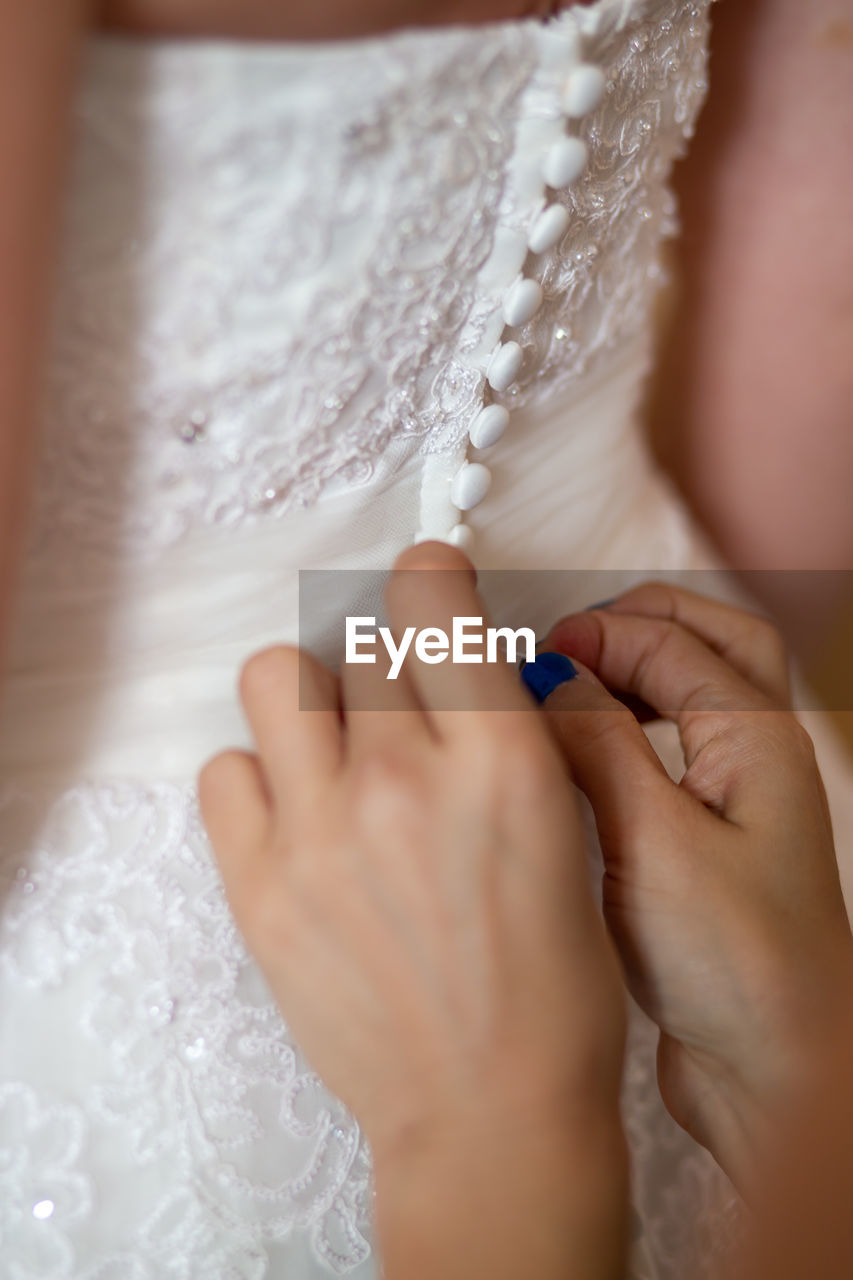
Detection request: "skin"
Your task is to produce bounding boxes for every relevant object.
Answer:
[651,0,853,654]
[201,543,853,1276]
[0,0,94,676]
[728,1004,853,1280]
[94,0,567,40]
[540,583,853,1191]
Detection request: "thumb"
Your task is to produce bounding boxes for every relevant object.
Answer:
[524,649,674,847]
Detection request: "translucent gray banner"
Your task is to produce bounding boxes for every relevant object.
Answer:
[298,568,853,713]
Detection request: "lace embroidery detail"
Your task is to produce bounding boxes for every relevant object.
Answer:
[418,0,713,543]
[0,775,740,1278]
[503,1,712,413]
[0,1083,91,1278]
[26,0,709,577]
[30,29,535,574]
[0,782,373,1277]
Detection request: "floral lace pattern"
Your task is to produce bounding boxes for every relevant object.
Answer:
[0,777,738,1278]
[504,3,711,412]
[30,28,534,573]
[0,1084,91,1280]
[0,782,374,1277]
[26,0,710,577]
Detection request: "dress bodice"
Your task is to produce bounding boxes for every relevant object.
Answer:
[30,0,710,576]
[6,8,853,1278]
[0,6,755,1279]
[3,0,716,785]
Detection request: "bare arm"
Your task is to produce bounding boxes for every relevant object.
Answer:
[0,0,91,679]
[96,0,559,40]
[649,0,853,653]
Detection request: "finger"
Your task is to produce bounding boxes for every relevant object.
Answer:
[530,642,660,724]
[541,609,777,773]
[384,541,533,736]
[531,654,676,847]
[198,748,273,901]
[341,632,431,757]
[195,747,275,926]
[603,581,791,708]
[238,645,342,806]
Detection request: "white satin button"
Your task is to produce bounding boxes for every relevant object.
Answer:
[503,277,543,327]
[469,403,510,450]
[528,203,570,254]
[486,341,523,392]
[542,136,588,189]
[562,64,606,117]
[451,462,492,511]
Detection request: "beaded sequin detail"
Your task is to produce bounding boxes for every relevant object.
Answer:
[28,0,710,575]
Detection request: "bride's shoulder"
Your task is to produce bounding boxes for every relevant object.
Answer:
[92,0,576,42]
[0,0,94,659]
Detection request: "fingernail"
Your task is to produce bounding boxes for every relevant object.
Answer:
[520,652,578,704]
[585,598,616,611]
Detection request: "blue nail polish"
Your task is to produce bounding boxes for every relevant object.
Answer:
[520,652,578,704]
[585,598,616,611]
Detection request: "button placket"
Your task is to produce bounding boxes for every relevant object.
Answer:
[437,23,606,551]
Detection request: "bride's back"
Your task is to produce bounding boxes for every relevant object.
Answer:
[7,0,714,723]
[96,0,569,40]
[0,4,738,1277]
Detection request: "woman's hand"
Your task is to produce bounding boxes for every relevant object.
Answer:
[199,541,628,1280]
[536,582,853,1192]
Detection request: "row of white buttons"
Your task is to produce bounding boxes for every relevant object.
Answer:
[444,48,607,548]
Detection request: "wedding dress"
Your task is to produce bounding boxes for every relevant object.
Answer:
[2,0,852,1274]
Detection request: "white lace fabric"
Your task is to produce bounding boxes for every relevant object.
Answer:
[0,782,375,1278]
[0,0,786,1274]
[0,774,738,1280]
[25,0,709,577]
[28,25,533,573]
